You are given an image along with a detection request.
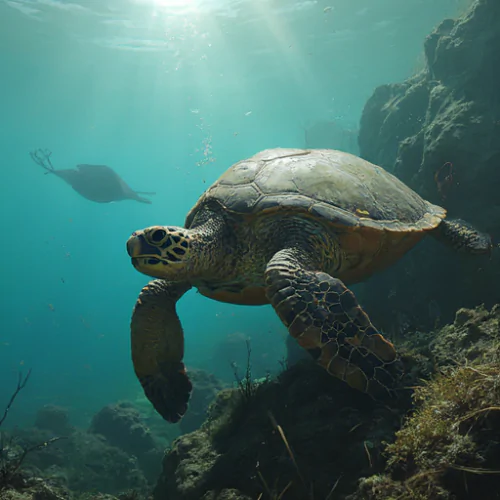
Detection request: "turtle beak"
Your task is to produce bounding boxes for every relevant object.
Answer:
[126,232,143,259]
[126,230,164,273]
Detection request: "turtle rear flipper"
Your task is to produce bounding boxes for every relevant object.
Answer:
[433,218,492,255]
[265,248,401,400]
[130,279,193,422]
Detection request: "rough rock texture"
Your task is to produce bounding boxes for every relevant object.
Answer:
[0,476,143,500]
[0,479,70,500]
[13,427,149,495]
[180,369,227,435]
[2,401,166,497]
[348,304,500,499]
[89,402,164,483]
[430,303,500,365]
[90,402,157,456]
[357,0,500,331]
[153,303,500,500]
[153,364,410,500]
[34,405,73,436]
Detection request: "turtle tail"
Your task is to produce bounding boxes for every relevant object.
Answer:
[432,218,493,256]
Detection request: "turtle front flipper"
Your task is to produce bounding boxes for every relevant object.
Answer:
[131,279,192,422]
[265,249,400,399]
[433,218,492,255]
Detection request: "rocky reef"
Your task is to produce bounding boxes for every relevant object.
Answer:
[3,301,499,500]
[153,303,500,500]
[348,305,500,499]
[0,368,227,500]
[179,369,228,435]
[1,400,158,500]
[154,365,404,500]
[7,404,156,497]
[35,405,74,435]
[0,478,71,500]
[357,0,500,331]
[1,313,498,500]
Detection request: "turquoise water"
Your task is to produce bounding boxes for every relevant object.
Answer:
[0,0,469,427]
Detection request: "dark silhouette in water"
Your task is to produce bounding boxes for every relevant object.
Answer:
[30,149,155,204]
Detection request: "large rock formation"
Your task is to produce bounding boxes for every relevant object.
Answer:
[153,363,405,500]
[153,303,500,500]
[357,0,500,331]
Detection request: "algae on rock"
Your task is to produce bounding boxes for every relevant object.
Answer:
[348,303,500,499]
[155,302,500,500]
[357,0,500,332]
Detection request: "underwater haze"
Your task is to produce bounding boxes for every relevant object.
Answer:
[0,0,470,427]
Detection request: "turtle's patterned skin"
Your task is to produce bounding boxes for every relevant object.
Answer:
[126,148,492,422]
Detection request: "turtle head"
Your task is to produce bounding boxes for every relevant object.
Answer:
[127,226,192,280]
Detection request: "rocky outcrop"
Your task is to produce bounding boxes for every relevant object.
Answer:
[4,401,163,496]
[89,402,164,483]
[0,478,70,500]
[13,425,150,495]
[357,0,500,331]
[180,369,227,435]
[34,405,73,435]
[154,303,500,500]
[153,363,409,500]
[348,304,500,499]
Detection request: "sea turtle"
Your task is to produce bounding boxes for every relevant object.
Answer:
[126,148,492,422]
[30,149,155,204]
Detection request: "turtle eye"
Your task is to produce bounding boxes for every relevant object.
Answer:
[151,229,167,244]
